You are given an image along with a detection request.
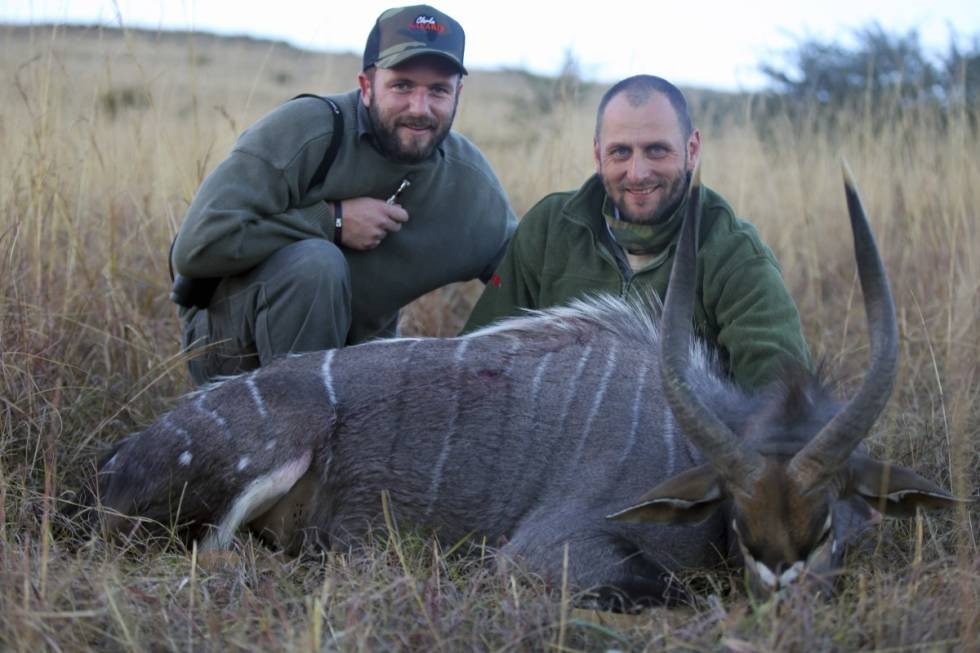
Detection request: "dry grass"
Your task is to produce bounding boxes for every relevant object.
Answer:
[1,22,978,652]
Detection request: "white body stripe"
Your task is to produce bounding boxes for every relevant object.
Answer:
[320,350,338,405]
[424,339,471,517]
[453,338,471,364]
[619,364,648,464]
[194,394,228,431]
[573,344,618,462]
[245,376,269,418]
[561,345,593,455]
[529,352,553,407]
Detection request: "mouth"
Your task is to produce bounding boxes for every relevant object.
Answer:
[398,123,435,135]
[623,186,659,200]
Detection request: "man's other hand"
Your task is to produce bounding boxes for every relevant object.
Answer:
[338,197,409,250]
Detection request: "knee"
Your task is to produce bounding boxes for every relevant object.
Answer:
[267,239,349,294]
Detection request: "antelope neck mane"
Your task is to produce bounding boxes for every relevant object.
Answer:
[469,294,661,347]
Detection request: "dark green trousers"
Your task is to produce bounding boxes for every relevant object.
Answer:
[180,239,353,385]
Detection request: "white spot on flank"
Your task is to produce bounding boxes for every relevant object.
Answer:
[245,376,268,418]
[165,414,193,446]
[106,454,119,469]
[237,457,250,472]
[321,350,337,405]
[265,440,277,451]
[179,451,192,466]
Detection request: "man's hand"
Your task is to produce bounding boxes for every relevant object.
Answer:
[337,197,409,250]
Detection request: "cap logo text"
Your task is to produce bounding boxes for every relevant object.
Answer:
[410,15,446,33]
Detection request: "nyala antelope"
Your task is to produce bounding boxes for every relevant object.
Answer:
[90,166,966,607]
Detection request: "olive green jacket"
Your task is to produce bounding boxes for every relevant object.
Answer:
[172,90,517,342]
[463,175,811,389]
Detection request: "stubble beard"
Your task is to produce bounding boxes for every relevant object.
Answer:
[369,94,457,164]
[604,157,691,225]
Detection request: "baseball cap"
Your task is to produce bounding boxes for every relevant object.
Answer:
[363,5,467,75]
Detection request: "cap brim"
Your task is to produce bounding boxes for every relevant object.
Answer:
[375,49,467,75]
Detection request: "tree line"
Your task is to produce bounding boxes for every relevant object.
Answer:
[760,22,979,113]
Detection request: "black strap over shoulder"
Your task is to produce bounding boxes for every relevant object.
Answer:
[168,94,345,309]
[291,94,345,192]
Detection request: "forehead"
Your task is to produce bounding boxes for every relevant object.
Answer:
[598,92,683,145]
[376,56,461,85]
[735,468,829,562]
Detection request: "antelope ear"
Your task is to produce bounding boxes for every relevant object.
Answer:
[607,464,726,524]
[848,456,970,518]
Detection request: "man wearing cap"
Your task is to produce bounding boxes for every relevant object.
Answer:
[171,5,516,384]
[463,75,810,390]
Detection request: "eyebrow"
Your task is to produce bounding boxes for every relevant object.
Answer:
[604,139,674,152]
[387,77,455,91]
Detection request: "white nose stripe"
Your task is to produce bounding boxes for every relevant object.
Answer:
[755,560,806,589]
[779,561,805,586]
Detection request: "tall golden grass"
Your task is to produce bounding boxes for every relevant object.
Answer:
[1,23,977,651]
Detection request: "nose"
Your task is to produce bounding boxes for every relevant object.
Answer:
[406,88,432,116]
[626,155,652,183]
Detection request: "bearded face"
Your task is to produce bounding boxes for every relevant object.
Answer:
[594,92,700,225]
[599,149,691,225]
[361,58,461,164]
[368,90,457,163]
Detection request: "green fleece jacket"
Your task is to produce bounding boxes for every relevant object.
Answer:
[172,90,517,342]
[463,175,811,389]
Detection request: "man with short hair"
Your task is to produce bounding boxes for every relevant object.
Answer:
[464,75,809,389]
[172,5,516,384]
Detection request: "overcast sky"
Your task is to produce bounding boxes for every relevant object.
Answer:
[5,0,979,90]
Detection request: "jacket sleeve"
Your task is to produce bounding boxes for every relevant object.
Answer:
[701,233,812,390]
[172,101,337,279]
[462,217,541,332]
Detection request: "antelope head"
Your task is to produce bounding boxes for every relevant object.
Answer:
[610,165,966,596]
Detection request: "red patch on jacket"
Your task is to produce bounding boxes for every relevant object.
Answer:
[490,274,502,288]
